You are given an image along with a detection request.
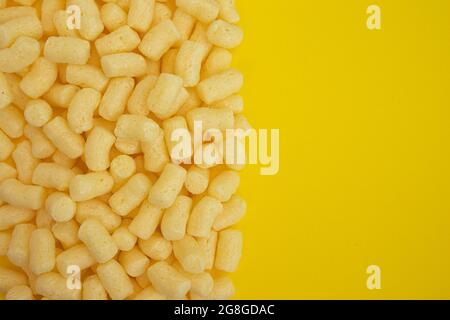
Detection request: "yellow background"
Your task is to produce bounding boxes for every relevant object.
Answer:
[2,0,450,300]
[233,0,450,299]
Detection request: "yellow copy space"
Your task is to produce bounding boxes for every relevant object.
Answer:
[233,0,450,299]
